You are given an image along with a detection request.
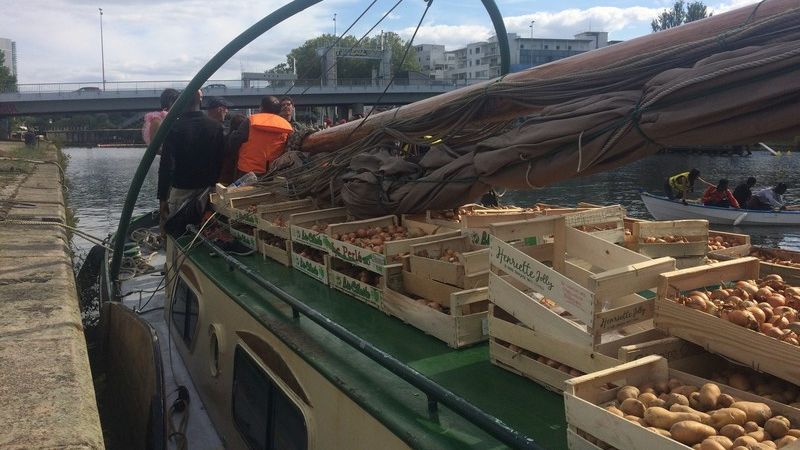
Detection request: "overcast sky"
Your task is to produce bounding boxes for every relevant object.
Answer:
[1,0,757,85]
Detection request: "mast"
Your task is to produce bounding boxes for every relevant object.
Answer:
[302,0,796,154]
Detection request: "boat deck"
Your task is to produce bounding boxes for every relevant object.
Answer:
[178,235,567,449]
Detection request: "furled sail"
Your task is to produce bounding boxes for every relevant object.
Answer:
[270,0,800,217]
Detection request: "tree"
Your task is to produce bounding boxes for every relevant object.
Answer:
[271,33,421,81]
[0,50,17,93]
[651,1,710,32]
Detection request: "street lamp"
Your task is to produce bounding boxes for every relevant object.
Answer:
[529,20,535,39]
[99,8,106,91]
[333,13,337,36]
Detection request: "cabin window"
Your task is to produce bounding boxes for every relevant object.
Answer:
[171,277,199,347]
[232,346,308,450]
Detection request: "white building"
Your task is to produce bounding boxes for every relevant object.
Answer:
[443,31,609,82]
[0,38,17,77]
[413,44,450,80]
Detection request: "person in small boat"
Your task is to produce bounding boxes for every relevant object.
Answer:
[747,183,788,210]
[229,95,293,177]
[733,177,757,208]
[702,179,740,208]
[664,168,700,204]
[157,90,225,234]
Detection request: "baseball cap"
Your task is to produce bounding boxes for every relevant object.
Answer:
[207,97,231,109]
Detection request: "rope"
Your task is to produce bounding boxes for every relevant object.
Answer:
[0,156,65,180]
[0,218,112,249]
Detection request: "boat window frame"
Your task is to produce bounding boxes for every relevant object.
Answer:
[231,344,312,450]
[170,275,201,351]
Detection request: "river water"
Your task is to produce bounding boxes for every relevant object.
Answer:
[64,147,800,258]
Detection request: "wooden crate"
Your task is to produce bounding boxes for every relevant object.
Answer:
[326,216,463,274]
[564,355,800,450]
[631,220,709,258]
[289,207,350,251]
[707,229,750,254]
[291,246,329,285]
[229,223,257,250]
[256,230,291,266]
[559,205,627,245]
[408,235,490,289]
[486,215,677,389]
[655,257,800,385]
[709,244,800,285]
[255,198,316,239]
[328,258,384,309]
[382,272,490,348]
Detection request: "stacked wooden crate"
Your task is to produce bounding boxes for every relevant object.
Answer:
[708,243,800,285]
[426,204,546,246]
[563,355,800,450]
[289,207,350,285]
[629,219,709,268]
[210,189,281,251]
[486,215,678,392]
[254,198,316,266]
[654,257,800,386]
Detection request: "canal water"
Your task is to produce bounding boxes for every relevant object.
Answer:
[64,147,800,259]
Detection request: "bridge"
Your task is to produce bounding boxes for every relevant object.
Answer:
[0,78,472,117]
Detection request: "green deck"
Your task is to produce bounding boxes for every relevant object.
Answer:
[180,236,567,449]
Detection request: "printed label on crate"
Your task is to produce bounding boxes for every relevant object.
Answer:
[230,228,256,249]
[594,302,652,333]
[232,209,257,226]
[331,271,382,307]
[466,228,538,247]
[490,238,593,325]
[290,225,330,250]
[327,240,386,273]
[291,253,327,283]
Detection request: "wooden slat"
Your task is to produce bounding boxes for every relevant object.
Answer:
[402,269,461,304]
[565,226,650,269]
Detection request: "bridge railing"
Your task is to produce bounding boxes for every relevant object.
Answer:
[2,78,481,94]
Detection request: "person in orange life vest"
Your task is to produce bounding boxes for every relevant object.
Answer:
[702,179,740,208]
[228,96,293,177]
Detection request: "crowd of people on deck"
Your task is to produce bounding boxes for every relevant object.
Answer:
[151,88,322,236]
[664,168,790,211]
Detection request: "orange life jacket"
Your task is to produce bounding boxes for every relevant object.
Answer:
[236,113,293,174]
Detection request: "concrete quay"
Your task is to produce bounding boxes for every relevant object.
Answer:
[0,141,104,448]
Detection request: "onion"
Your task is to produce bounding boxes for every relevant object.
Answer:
[688,291,710,303]
[755,287,774,301]
[747,306,766,324]
[736,281,759,296]
[767,293,786,308]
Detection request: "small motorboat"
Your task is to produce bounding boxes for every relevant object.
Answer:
[640,192,800,226]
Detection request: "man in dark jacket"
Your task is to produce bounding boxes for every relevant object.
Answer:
[733,177,756,208]
[157,90,225,233]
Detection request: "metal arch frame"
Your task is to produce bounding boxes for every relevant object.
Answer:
[109,0,511,291]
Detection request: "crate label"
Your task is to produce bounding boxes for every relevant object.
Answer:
[331,271,382,307]
[490,237,594,325]
[232,208,257,226]
[290,225,330,251]
[327,239,386,273]
[291,253,327,282]
[230,228,256,249]
[595,301,652,333]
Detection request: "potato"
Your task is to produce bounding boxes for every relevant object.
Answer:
[646,426,672,438]
[699,383,723,411]
[671,420,718,445]
[671,404,711,422]
[701,436,734,450]
[645,407,702,429]
[745,422,760,433]
[774,435,798,448]
[624,414,646,426]
[606,405,624,417]
[721,424,746,440]
[788,429,800,438]
[708,408,749,429]
[665,393,691,409]
[747,428,766,442]
[718,394,736,408]
[617,385,640,403]
[639,392,664,408]
[673,385,701,397]
[733,435,759,448]
[764,416,791,439]
[732,402,773,425]
[620,398,646,417]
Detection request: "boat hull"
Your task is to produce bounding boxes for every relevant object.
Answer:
[640,192,800,226]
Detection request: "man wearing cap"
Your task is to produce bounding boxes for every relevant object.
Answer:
[206,96,230,123]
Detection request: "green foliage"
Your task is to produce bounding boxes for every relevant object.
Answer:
[0,50,17,93]
[272,32,421,81]
[651,1,710,32]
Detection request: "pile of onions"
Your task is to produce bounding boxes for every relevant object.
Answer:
[261,234,286,248]
[331,225,413,254]
[504,342,584,377]
[418,248,461,263]
[335,263,381,286]
[576,223,617,232]
[643,235,690,244]
[673,274,800,346]
[296,245,325,264]
[750,249,800,269]
[271,215,287,227]
[309,222,329,232]
[708,235,735,252]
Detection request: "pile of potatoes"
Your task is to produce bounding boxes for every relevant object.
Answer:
[643,235,691,244]
[417,248,463,263]
[672,274,800,346]
[602,380,800,449]
[709,368,800,407]
[709,235,738,252]
[331,225,416,254]
[750,249,800,269]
